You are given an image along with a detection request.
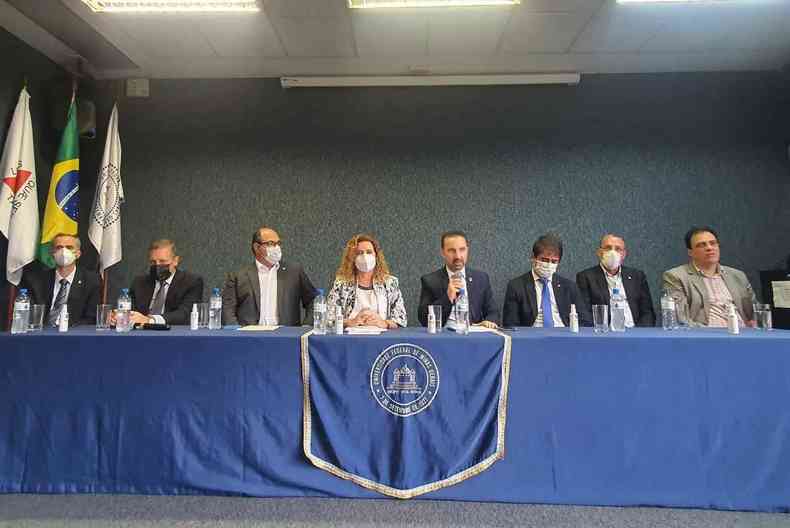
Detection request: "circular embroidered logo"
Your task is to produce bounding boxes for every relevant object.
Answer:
[370,343,439,417]
[91,163,123,228]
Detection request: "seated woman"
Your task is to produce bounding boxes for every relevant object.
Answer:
[327,234,407,329]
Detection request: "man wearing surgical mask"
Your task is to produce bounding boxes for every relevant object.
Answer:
[128,239,204,326]
[20,233,100,327]
[222,227,317,326]
[503,233,591,328]
[576,234,656,327]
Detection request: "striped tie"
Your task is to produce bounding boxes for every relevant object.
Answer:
[49,278,69,327]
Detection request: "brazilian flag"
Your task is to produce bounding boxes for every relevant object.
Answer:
[39,97,79,268]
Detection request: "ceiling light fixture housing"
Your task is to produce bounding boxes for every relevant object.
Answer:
[80,1,260,12]
[348,0,520,8]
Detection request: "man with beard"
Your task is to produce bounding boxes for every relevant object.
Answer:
[417,231,499,329]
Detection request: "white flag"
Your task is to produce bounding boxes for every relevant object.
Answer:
[89,104,123,274]
[0,88,38,286]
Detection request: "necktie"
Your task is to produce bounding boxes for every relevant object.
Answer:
[150,280,167,316]
[49,278,69,327]
[540,278,554,328]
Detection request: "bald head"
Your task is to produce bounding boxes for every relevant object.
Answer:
[251,226,282,266]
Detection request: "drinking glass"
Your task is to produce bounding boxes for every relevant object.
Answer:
[592,305,609,334]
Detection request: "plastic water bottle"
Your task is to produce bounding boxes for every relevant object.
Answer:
[569,304,579,333]
[116,288,132,333]
[456,288,470,335]
[58,306,69,332]
[209,288,222,330]
[727,303,740,335]
[190,303,199,331]
[661,290,678,330]
[11,288,30,335]
[334,304,344,335]
[313,289,327,335]
[610,288,627,332]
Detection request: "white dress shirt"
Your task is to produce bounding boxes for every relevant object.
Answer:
[350,285,382,320]
[532,270,565,328]
[446,266,468,329]
[148,273,175,324]
[50,268,76,310]
[601,265,635,328]
[256,259,279,326]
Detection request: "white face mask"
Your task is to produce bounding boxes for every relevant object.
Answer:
[533,260,558,279]
[355,253,376,273]
[600,250,622,271]
[53,248,76,268]
[265,245,282,264]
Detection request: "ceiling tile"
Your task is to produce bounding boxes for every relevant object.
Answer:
[428,9,510,56]
[263,0,348,18]
[642,5,790,52]
[115,17,215,57]
[352,12,428,57]
[571,3,663,52]
[196,14,285,57]
[517,0,604,12]
[502,11,592,54]
[272,16,356,57]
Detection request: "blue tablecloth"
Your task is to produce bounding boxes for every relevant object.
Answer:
[1,327,789,511]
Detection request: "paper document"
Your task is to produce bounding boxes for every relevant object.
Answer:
[345,326,386,335]
[238,325,281,331]
[772,281,790,309]
[469,325,497,333]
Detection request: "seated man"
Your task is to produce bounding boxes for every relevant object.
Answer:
[21,233,100,327]
[503,233,591,327]
[417,231,499,329]
[129,239,204,326]
[663,226,756,327]
[576,234,655,327]
[222,226,316,326]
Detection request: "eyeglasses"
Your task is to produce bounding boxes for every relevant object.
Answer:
[257,240,282,248]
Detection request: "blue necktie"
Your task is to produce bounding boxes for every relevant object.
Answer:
[540,278,554,328]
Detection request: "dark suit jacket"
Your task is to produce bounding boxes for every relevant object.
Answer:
[417,267,499,326]
[222,261,316,326]
[503,271,592,327]
[21,262,100,327]
[576,265,656,327]
[130,269,204,325]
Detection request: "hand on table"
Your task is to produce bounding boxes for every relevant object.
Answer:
[130,311,153,326]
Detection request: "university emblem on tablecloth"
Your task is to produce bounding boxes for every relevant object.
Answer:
[371,343,439,417]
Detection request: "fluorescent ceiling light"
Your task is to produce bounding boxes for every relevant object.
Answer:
[617,0,740,3]
[348,0,520,8]
[81,1,260,12]
[281,73,580,88]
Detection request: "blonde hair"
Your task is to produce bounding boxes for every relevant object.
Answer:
[335,233,391,284]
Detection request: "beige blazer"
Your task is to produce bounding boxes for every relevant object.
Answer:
[662,263,756,327]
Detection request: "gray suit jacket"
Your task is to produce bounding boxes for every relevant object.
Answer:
[662,263,756,327]
[222,261,316,326]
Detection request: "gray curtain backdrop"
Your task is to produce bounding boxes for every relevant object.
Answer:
[2,27,789,326]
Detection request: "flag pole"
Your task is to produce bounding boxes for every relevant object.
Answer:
[6,284,17,331]
[100,270,108,305]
